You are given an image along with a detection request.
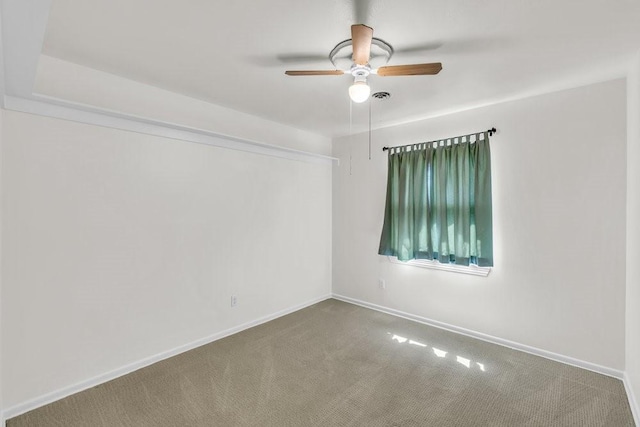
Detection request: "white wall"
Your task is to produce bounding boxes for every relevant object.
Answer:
[34,55,331,156]
[333,79,627,370]
[0,109,332,409]
[626,51,640,418]
[0,107,4,424]
[0,13,5,416]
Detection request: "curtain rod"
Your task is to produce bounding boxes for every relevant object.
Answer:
[382,127,497,152]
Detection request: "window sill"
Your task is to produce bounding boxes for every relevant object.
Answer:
[387,256,491,277]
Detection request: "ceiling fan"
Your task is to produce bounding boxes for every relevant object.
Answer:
[285,24,442,103]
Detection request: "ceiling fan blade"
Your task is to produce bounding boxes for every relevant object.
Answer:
[393,42,443,55]
[285,70,345,76]
[351,24,373,65]
[276,53,330,64]
[377,63,443,76]
[353,0,371,26]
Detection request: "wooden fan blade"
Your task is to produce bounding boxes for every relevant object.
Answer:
[377,63,443,76]
[277,53,332,64]
[351,24,373,65]
[353,0,371,27]
[285,70,345,76]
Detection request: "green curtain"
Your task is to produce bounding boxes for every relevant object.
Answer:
[378,133,493,266]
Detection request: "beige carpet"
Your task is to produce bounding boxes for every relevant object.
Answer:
[8,299,635,426]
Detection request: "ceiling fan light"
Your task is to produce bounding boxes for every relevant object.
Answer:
[349,81,371,103]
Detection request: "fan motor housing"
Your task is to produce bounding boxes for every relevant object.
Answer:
[330,37,394,69]
[351,65,371,78]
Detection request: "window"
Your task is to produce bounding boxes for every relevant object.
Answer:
[387,256,491,277]
[378,132,493,267]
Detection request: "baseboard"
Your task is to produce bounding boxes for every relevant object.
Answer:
[332,294,625,380]
[2,293,332,421]
[624,372,640,426]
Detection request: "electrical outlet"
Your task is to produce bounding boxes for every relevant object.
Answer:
[231,295,237,307]
[378,278,386,289]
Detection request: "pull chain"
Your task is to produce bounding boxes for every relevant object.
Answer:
[368,99,372,160]
[349,98,353,175]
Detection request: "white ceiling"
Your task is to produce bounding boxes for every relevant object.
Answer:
[38,0,640,137]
